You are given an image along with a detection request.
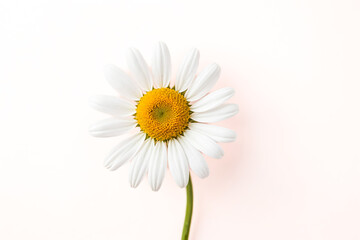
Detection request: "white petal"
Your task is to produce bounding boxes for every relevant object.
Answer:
[175,48,199,92]
[178,137,209,179]
[183,129,224,159]
[191,104,239,123]
[127,48,153,92]
[152,42,171,88]
[168,139,189,188]
[191,87,235,113]
[129,139,154,188]
[185,63,221,102]
[105,132,146,171]
[89,95,136,117]
[189,123,236,143]
[103,64,142,100]
[148,141,167,191]
[88,118,135,137]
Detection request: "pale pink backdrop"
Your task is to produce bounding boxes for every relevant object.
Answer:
[1,0,360,239]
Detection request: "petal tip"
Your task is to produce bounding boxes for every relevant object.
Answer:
[199,170,209,179]
[151,184,161,191]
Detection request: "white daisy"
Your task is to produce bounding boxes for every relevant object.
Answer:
[89,42,238,191]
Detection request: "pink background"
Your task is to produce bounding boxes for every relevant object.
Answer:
[1,0,360,239]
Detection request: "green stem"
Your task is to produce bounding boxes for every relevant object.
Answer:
[181,175,193,240]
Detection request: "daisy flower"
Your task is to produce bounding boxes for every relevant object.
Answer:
[89,42,238,191]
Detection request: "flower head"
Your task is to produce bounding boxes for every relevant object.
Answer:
[89,42,238,191]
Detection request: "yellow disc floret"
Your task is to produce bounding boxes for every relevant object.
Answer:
[135,88,190,141]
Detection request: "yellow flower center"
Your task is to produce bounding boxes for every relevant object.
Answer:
[135,88,190,141]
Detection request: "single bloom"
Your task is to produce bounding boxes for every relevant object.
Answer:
[89,42,238,191]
